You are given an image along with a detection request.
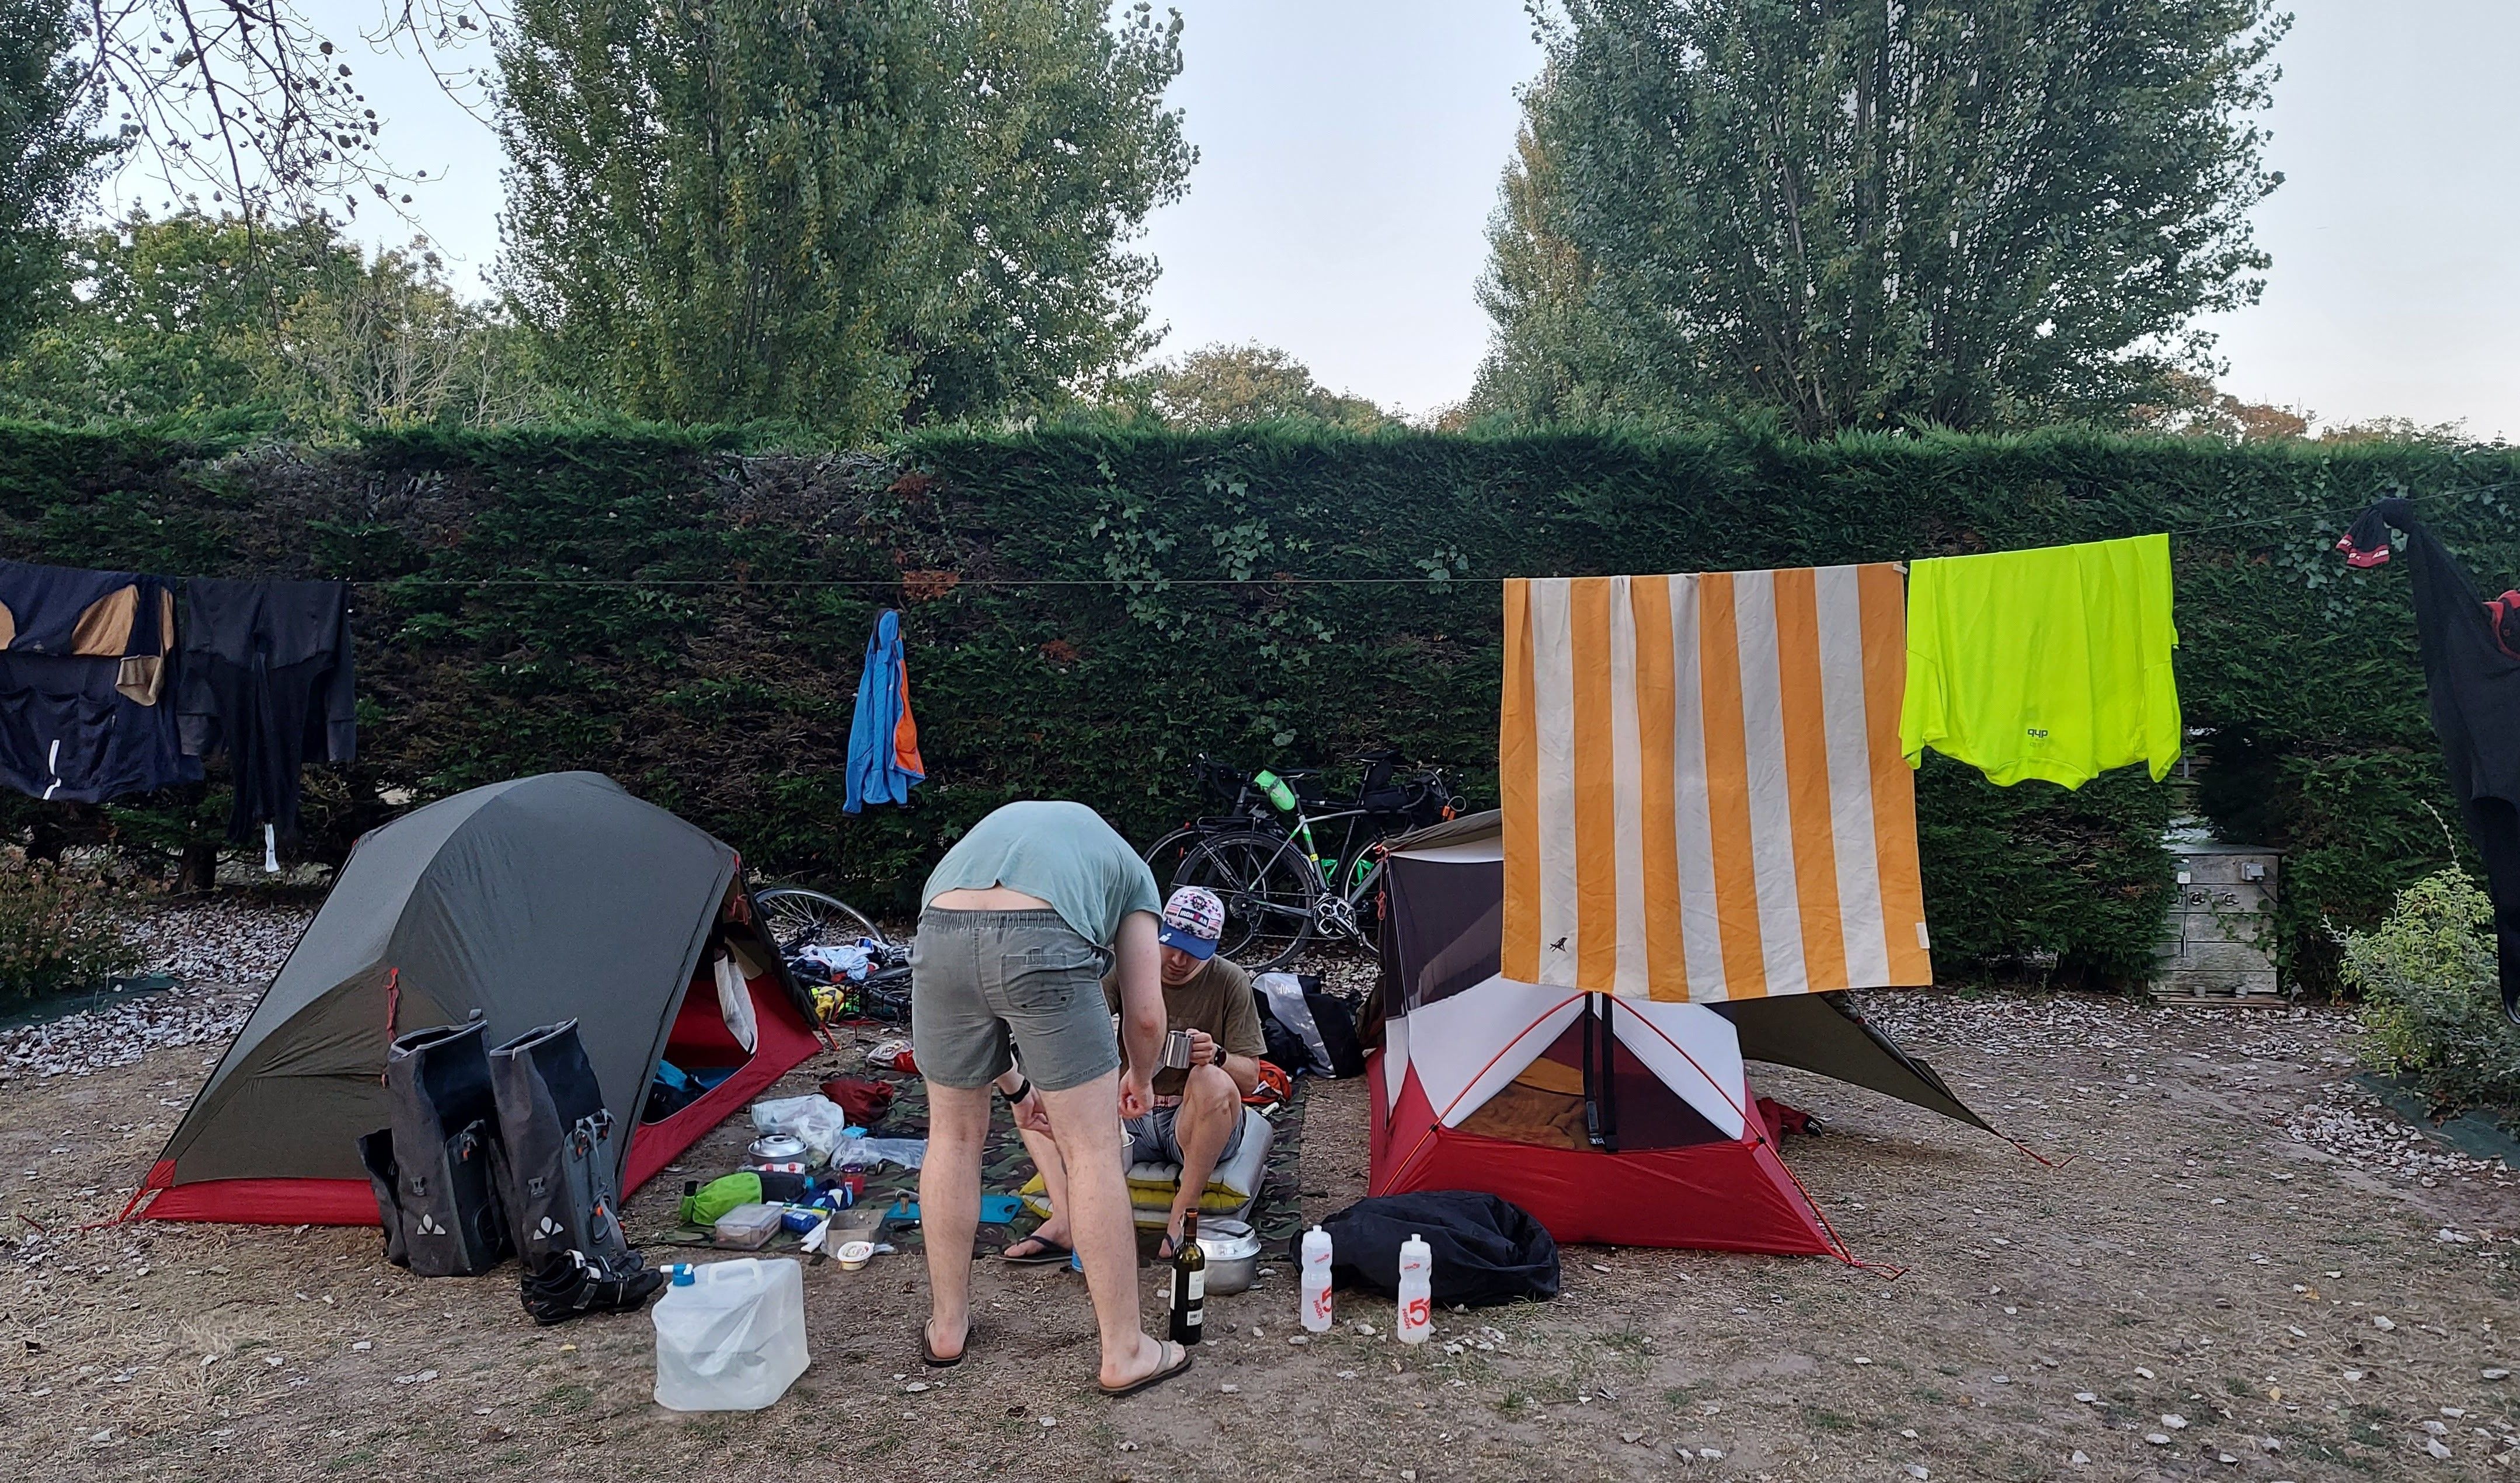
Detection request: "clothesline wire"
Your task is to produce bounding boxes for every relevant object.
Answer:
[350,476,2519,591]
[2138,477,2515,544]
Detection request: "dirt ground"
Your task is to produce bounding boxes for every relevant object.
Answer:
[5,934,2519,1482]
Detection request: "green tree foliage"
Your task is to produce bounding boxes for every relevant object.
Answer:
[495,0,1192,434]
[1142,342,1395,431]
[2129,370,2308,442]
[0,0,119,356]
[0,213,547,427]
[1468,94,1621,428]
[1474,0,2288,434]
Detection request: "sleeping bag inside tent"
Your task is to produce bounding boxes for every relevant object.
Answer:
[1369,812,1993,1257]
[133,772,819,1226]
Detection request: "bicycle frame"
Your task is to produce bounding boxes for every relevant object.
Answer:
[1155,755,1448,956]
[1276,802,1384,906]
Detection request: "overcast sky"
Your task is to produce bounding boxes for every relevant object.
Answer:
[250,0,2515,436]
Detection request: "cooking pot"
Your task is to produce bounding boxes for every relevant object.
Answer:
[1195,1217,1263,1296]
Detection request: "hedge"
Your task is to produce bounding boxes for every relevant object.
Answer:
[3,419,2514,991]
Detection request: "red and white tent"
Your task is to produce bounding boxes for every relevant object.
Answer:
[1374,972,1843,1255]
[1369,814,1995,1259]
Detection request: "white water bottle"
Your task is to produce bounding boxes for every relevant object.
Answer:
[1395,1233,1432,1345]
[1300,1224,1335,1333]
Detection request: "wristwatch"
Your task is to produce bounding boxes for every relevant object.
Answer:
[1004,1075,1035,1104]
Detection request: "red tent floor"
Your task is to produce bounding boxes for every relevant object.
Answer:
[131,974,817,1226]
[1367,1050,1850,1260]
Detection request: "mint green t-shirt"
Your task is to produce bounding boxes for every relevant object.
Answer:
[920,800,1162,949]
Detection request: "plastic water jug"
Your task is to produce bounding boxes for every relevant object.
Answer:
[1395,1233,1432,1345]
[1301,1224,1334,1333]
[652,1258,810,1411]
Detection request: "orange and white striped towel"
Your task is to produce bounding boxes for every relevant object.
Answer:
[1500,566,1931,1000]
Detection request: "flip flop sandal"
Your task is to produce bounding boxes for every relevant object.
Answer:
[1099,1339,1193,1398]
[921,1320,973,1368]
[999,1235,1074,1266]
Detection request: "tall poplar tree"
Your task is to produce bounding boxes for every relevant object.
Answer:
[495,0,1191,432]
[1474,0,2289,434]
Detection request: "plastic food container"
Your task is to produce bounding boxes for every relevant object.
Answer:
[712,1203,784,1250]
[834,1240,876,1271]
[1196,1217,1264,1295]
[652,1259,810,1411]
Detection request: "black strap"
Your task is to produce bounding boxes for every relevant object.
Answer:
[1598,994,1619,1153]
[1580,994,1618,1152]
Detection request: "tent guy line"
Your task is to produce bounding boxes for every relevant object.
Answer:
[331,477,2520,590]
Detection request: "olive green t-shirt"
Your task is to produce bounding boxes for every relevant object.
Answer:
[920,800,1161,949]
[1103,954,1269,1099]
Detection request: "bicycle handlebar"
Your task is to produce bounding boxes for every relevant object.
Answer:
[1188,751,1454,817]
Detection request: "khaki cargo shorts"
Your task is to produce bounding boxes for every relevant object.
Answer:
[910,908,1117,1092]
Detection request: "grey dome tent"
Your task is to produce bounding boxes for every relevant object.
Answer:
[131,772,819,1226]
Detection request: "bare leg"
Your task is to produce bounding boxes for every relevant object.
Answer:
[1005,1125,1073,1256]
[917,1080,993,1362]
[1037,1071,1168,1388]
[1162,1064,1241,1247]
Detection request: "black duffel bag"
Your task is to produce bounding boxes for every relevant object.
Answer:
[1299,1190,1561,1307]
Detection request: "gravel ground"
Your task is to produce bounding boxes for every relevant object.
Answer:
[4,904,2518,1482]
[0,900,308,1085]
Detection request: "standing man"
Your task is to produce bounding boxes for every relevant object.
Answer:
[999,886,1269,1262]
[911,799,1192,1396]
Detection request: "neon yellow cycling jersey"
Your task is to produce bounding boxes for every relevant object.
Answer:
[1899,532,2181,789]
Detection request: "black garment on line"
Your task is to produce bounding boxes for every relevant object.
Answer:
[177,577,356,841]
[2338,497,2520,1019]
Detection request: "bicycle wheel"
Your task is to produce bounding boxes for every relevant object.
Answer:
[1140,826,1206,894]
[1172,830,1317,971]
[754,886,889,955]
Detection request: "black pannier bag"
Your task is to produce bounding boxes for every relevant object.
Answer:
[1252,972,1368,1079]
[1304,982,1369,1078]
[360,1017,513,1277]
[487,1019,664,1324]
[354,1132,408,1269]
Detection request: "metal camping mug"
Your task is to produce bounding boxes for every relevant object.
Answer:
[1161,1029,1195,1070]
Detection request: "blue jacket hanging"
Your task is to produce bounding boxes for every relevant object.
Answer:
[844,609,924,813]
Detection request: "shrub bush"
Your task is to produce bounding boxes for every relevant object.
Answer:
[0,855,140,1001]
[2341,868,2520,1113]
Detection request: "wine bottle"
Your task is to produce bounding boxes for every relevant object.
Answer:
[1168,1212,1205,1345]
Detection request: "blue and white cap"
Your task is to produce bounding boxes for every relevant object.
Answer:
[1157,886,1227,960]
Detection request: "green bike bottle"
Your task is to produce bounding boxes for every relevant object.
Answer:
[1252,770,1299,813]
